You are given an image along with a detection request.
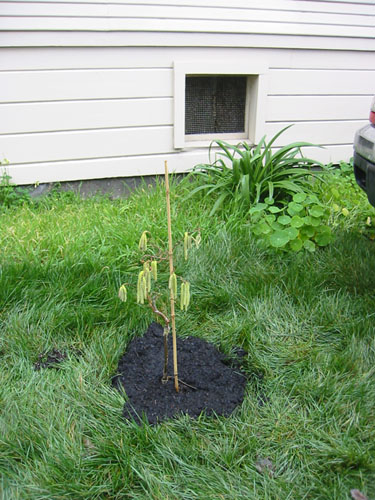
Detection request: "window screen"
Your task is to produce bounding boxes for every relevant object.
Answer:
[185,75,247,135]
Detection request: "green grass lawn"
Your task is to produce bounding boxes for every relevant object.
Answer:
[0,176,375,499]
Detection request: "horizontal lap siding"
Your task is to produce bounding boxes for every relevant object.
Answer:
[268,70,375,95]
[1,1,374,39]
[0,69,172,103]
[264,65,374,158]
[0,99,173,135]
[0,127,174,164]
[0,1,374,184]
[1,18,373,39]
[0,66,174,170]
[266,96,371,122]
[0,47,373,71]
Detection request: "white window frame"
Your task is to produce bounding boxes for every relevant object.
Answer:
[174,61,268,149]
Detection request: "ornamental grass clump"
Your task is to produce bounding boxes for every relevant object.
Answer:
[187,125,323,215]
[118,161,200,393]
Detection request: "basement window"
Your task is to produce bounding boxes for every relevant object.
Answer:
[174,61,268,149]
[185,76,247,135]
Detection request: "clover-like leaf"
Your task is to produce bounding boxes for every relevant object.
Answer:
[265,214,276,223]
[290,215,304,228]
[278,215,291,226]
[310,205,325,217]
[310,216,321,227]
[293,192,306,203]
[306,194,319,204]
[249,203,268,214]
[284,226,299,240]
[270,221,282,231]
[269,230,291,248]
[258,222,272,235]
[289,238,303,252]
[300,225,315,238]
[303,240,316,252]
[287,202,303,215]
[268,205,282,214]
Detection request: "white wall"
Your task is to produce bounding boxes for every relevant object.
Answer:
[0,0,374,185]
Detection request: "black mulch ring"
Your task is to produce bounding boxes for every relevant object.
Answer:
[34,348,82,370]
[112,322,248,425]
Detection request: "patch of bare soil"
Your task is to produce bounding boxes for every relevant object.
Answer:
[113,322,248,425]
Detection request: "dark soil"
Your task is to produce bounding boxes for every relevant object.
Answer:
[34,348,82,370]
[113,322,248,425]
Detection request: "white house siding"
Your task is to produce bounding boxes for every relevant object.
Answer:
[0,0,374,185]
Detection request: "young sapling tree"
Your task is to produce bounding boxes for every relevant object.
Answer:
[118,161,200,393]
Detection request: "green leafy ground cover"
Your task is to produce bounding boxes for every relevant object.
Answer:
[0,170,375,499]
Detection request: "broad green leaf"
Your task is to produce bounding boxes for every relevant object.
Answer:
[293,192,307,203]
[303,216,313,225]
[252,223,264,236]
[268,205,282,213]
[250,212,262,223]
[258,222,272,235]
[303,240,316,252]
[310,217,322,227]
[306,194,320,204]
[265,214,276,223]
[270,221,282,231]
[287,202,304,215]
[278,215,292,225]
[289,238,303,252]
[249,202,267,214]
[284,226,299,239]
[269,229,291,247]
[265,197,274,205]
[310,205,325,217]
[290,215,304,228]
[300,225,315,238]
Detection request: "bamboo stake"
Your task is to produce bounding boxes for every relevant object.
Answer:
[147,295,170,383]
[164,160,179,393]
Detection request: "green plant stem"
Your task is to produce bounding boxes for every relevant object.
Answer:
[164,160,179,393]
